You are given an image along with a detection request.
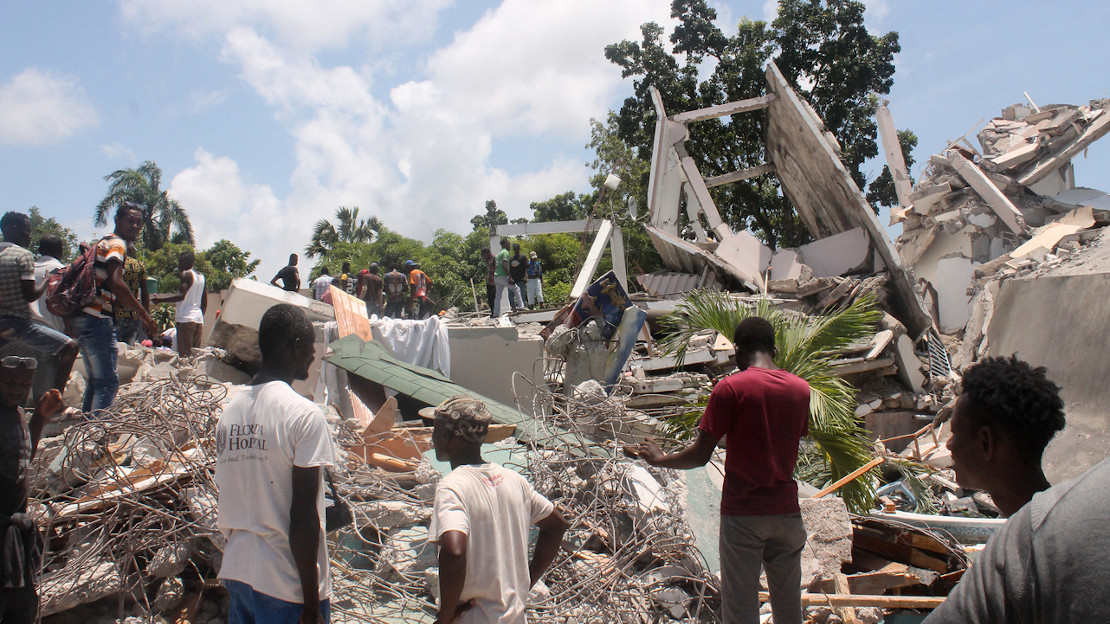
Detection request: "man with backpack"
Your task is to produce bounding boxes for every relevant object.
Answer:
[0,212,78,395]
[73,202,157,414]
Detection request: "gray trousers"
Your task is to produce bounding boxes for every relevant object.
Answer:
[720,513,806,624]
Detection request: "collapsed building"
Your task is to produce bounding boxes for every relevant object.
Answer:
[31,63,1110,623]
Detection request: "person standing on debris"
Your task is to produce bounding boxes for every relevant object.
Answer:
[944,355,1065,517]
[923,454,1110,623]
[339,261,356,296]
[406,260,434,320]
[151,250,207,358]
[430,396,567,624]
[525,251,544,310]
[508,243,527,311]
[0,212,79,396]
[215,304,336,624]
[491,239,519,317]
[0,341,63,623]
[30,235,65,334]
[271,253,301,292]
[383,265,408,318]
[357,263,383,317]
[76,202,158,414]
[480,248,496,316]
[112,247,150,346]
[635,316,810,624]
[310,267,333,302]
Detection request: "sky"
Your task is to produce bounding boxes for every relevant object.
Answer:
[1,1,1108,281]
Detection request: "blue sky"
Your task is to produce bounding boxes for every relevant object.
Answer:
[1,1,1107,281]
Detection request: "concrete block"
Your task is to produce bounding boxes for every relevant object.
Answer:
[893,333,927,394]
[770,249,803,281]
[376,526,438,581]
[799,497,853,588]
[714,229,772,282]
[39,560,123,617]
[798,228,871,278]
[152,576,185,612]
[934,256,976,333]
[147,543,192,578]
[359,499,431,529]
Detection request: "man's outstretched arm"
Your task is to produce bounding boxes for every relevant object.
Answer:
[290,466,325,624]
[529,508,567,587]
[637,429,719,470]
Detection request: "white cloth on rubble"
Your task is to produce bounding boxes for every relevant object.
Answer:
[214,381,336,603]
[429,463,554,624]
[371,315,451,377]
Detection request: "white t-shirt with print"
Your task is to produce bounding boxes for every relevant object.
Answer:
[430,463,555,624]
[215,381,336,603]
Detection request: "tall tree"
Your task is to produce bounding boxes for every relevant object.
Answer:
[28,206,79,260]
[470,199,507,234]
[604,0,903,249]
[306,206,380,258]
[95,161,194,251]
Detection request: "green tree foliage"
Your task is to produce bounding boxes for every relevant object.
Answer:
[28,206,78,260]
[200,239,261,291]
[306,206,381,258]
[140,240,259,293]
[470,199,507,234]
[658,290,882,513]
[530,192,589,223]
[866,128,918,208]
[95,161,194,251]
[604,0,903,249]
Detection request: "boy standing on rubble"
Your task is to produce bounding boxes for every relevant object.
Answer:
[0,341,63,623]
[430,396,567,624]
[636,316,810,624]
[215,304,336,624]
[151,250,206,358]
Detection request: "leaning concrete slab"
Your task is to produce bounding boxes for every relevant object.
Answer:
[764,63,931,336]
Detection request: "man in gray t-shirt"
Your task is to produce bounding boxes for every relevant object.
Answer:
[925,455,1110,623]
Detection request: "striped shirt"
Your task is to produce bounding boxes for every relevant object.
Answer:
[82,234,127,318]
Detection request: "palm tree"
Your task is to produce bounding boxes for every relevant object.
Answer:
[305,206,379,257]
[657,290,882,513]
[95,161,194,251]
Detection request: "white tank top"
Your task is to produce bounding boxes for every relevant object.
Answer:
[175,268,206,323]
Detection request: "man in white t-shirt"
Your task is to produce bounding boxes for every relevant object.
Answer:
[429,396,567,624]
[215,304,336,624]
[310,267,334,302]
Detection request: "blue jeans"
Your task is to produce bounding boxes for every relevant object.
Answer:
[74,315,118,414]
[224,579,331,624]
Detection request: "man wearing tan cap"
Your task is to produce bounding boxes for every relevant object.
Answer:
[429,396,567,623]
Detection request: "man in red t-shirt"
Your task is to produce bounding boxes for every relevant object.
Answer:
[637,316,810,624]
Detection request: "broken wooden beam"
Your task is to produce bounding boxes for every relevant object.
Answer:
[704,163,776,188]
[671,93,776,124]
[759,592,946,609]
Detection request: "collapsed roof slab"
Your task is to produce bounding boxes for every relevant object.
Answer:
[763,62,931,337]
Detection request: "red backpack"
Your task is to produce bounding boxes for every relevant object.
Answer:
[44,239,101,317]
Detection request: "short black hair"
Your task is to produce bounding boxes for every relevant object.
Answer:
[342,261,351,271]
[38,234,64,260]
[115,201,145,222]
[179,250,195,266]
[961,355,1065,458]
[733,316,776,354]
[289,253,298,264]
[320,266,330,275]
[500,239,510,249]
[258,304,313,361]
[0,211,30,240]
[0,340,35,361]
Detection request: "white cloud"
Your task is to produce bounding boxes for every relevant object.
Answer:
[101,141,136,161]
[169,148,290,278]
[0,68,97,146]
[119,0,451,52]
[151,0,677,276]
[763,0,778,22]
[189,89,229,114]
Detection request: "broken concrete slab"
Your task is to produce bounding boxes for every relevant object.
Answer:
[798,227,872,278]
[800,497,853,588]
[946,152,1025,233]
